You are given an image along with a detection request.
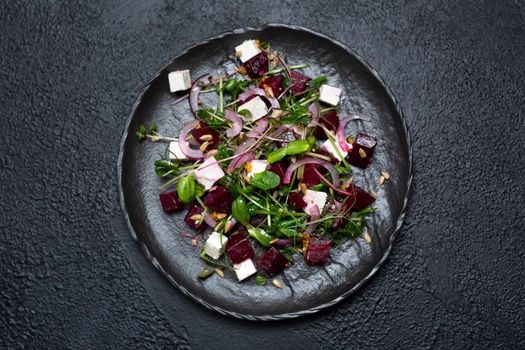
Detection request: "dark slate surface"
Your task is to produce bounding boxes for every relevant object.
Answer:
[1,0,524,349]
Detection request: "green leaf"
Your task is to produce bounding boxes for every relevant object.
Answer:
[177,176,196,204]
[308,76,327,88]
[250,171,280,191]
[232,197,251,225]
[248,227,273,247]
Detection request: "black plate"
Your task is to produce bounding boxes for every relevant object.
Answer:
[118,24,412,320]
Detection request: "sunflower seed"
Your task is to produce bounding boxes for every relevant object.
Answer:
[381,171,390,180]
[379,175,385,185]
[199,134,213,141]
[189,214,202,221]
[199,141,209,152]
[272,279,282,289]
[191,238,197,247]
[358,148,367,158]
[214,268,225,278]
[364,232,372,244]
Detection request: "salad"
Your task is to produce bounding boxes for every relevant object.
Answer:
[136,39,389,286]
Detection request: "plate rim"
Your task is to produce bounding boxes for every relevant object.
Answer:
[117,23,413,321]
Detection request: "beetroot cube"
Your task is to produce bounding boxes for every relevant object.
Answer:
[347,133,376,168]
[184,205,206,230]
[302,164,322,187]
[190,121,220,147]
[259,74,284,96]
[159,191,182,213]
[226,237,254,264]
[225,232,248,250]
[244,52,268,78]
[305,237,332,265]
[203,186,233,213]
[314,110,340,139]
[269,161,288,187]
[256,247,288,276]
[288,192,307,210]
[289,71,311,96]
[342,184,376,213]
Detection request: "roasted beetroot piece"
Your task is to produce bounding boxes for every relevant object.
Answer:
[302,164,323,187]
[347,132,377,168]
[225,232,248,250]
[305,237,332,265]
[259,74,284,96]
[269,161,289,187]
[288,192,307,210]
[256,247,288,276]
[314,110,340,139]
[244,52,268,78]
[226,236,255,264]
[289,71,311,96]
[184,205,206,230]
[203,186,233,214]
[190,121,220,147]
[159,191,183,213]
[342,184,376,213]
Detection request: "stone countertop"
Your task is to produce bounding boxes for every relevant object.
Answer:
[1,1,524,349]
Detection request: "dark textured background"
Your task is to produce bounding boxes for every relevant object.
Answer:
[1,0,524,349]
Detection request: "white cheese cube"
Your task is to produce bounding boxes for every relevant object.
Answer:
[319,84,342,106]
[204,232,228,260]
[303,189,328,215]
[168,70,191,92]
[234,40,261,63]
[238,96,269,122]
[245,159,268,178]
[233,258,257,281]
[321,139,350,162]
[194,156,225,190]
[168,141,189,161]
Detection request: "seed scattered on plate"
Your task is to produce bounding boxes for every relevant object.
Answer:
[191,238,198,247]
[272,279,282,288]
[215,268,225,278]
[379,175,385,185]
[381,171,390,180]
[370,190,378,198]
[364,232,372,244]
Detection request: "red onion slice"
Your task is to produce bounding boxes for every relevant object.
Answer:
[283,158,339,186]
[178,120,204,159]
[307,103,319,128]
[227,152,255,174]
[224,109,242,138]
[247,118,269,138]
[336,115,370,152]
[204,214,217,228]
[234,138,256,156]
[189,74,211,115]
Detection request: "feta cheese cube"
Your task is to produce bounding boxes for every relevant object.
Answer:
[245,159,268,178]
[194,156,225,190]
[168,141,188,161]
[321,139,350,162]
[238,96,269,122]
[303,189,328,215]
[234,40,261,63]
[319,84,342,106]
[204,232,228,260]
[233,258,257,281]
[168,70,191,92]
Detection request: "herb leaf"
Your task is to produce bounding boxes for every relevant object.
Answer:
[250,171,281,191]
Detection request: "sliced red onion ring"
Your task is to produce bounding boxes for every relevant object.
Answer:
[189,74,211,115]
[336,115,370,152]
[224,109,242,138]
[178,120,204,159]
[234,138,256,156]
[307,103,319,128]
[283,158,339,186]
[227,152,255,174]
[204,214,217,228]
[239,88,280,109]
[247,118,269,138]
